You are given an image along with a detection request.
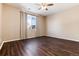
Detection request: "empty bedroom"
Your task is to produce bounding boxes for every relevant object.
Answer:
[0,3,79,56]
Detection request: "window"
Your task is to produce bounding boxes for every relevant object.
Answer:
[27,15,36,29]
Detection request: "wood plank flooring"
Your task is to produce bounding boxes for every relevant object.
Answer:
[0,36,79,56]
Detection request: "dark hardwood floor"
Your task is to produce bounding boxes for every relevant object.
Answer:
[0,36,79,56]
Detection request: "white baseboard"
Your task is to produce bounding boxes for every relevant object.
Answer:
[0,36,79,50]
[0,37,39,50]
[46,35,79,42]
[0,39,22,50]
[0,41,4,50]
[3,39,22,43]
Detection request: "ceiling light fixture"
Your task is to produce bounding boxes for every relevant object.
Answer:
[39,3,54,11]
[41,3,48,10]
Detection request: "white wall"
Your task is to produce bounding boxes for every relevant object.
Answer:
[36,16,46,36]
[46,5,79,42]
[2,4,20,41]
[0,3,2,45]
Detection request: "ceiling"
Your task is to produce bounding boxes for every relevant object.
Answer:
[8,3,79,16]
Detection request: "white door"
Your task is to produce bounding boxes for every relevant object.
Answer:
[27,15,37,38]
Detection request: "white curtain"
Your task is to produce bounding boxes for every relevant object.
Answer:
[20,11,27,39]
